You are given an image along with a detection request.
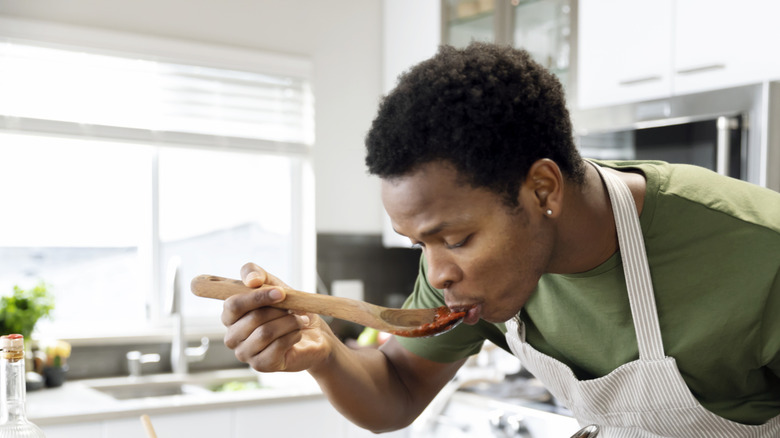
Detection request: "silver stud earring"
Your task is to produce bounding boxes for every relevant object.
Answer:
[546,209,553,216]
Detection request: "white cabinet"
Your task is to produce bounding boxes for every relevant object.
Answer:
[40,398,409,438]
[578,0,780,108]
[673,0,780,95]
[41,410,232,438]
[234,398,342,436]
[105,410,232,438]
[577,0,673,108]
[40,422,101,438]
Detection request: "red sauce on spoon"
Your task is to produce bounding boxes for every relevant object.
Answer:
[390,306,471,338]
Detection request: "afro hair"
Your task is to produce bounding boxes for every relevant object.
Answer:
[365,42,584,207]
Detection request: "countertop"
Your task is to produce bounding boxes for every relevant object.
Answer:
[26,368,324,426]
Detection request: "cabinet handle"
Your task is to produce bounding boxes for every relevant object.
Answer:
[676,63,726,75]
[618,75,662,86]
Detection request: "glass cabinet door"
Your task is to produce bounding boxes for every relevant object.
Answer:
[512,0,572,87]
[444,0,497,48]
[442,0,573,90]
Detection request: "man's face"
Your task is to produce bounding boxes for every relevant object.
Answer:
[382,161,554,324]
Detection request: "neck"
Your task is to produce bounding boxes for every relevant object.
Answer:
[547,163,620,274]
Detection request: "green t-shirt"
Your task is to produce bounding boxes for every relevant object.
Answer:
[396,160,780,425]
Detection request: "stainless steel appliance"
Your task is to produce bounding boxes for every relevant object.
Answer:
[572,81,780,192]
[418,390,580,437]
[411,345,581,437]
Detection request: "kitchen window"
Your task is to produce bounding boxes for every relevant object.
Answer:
[0,21,315,340]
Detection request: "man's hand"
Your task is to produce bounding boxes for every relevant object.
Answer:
[221,262,334,372]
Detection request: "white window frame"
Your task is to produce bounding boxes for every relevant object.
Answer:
[0,17,316,342]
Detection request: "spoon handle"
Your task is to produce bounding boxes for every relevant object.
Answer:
[190,275,387,329]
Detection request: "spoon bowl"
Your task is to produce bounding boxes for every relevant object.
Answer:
[191,275,465,337]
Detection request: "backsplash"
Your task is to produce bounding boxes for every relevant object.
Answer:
[316,233,421,340]
[317,233,420,306]
[57,337,241,381]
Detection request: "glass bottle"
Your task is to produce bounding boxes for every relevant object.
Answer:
[0,334,46,437]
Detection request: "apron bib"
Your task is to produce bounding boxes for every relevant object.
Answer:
[505,163,780,437]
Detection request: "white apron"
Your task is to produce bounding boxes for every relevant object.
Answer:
[505,163,780,437]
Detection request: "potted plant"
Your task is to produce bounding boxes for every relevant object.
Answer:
[0,282,55,390]
[0,281,54,342]
[40,339,71,387]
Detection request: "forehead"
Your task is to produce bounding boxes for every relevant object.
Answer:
[381,162,501,233]
[382,162,461,205]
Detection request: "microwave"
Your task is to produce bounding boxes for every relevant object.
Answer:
[571,81,780,192]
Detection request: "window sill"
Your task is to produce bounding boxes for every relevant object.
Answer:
[36,323,226,348]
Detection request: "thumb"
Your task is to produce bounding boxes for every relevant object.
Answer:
[241,262,268,287]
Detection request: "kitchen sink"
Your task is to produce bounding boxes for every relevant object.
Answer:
[91,381,210,400]
[81,368,265,401]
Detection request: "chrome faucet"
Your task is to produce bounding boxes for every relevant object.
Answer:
[167,256,209,375]
[126,350,160,377]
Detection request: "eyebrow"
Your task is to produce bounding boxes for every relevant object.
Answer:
[420,222,450,237]
[392,222,451,239]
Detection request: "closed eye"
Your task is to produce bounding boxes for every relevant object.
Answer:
[446,235,470,250]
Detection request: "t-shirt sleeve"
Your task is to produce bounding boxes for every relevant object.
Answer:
[762,267,780,379]
[394,254,509,363]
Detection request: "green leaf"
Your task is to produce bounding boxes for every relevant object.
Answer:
[0,281,55,341]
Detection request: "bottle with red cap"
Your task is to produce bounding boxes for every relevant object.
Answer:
[0,334,46,437]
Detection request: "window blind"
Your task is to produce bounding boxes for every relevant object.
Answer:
[0,42,314,151]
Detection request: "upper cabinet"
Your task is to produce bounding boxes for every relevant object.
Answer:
[578,0,780,109]
[673,0,780,95]
[443,0,574,91]
[577,0,673,108]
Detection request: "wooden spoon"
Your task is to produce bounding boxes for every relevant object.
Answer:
[191,275,466,337]
[140,414,158,438]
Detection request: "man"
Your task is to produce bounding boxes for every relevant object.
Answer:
[221,43,780,436]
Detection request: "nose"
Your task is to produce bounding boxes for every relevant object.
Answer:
[426,249,461,291]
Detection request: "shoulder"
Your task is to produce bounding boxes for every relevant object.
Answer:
[593,159,780,233]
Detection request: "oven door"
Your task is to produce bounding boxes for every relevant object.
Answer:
[577,113,745,179]
[571,81,780,189]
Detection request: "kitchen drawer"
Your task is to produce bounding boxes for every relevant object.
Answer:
[41,422,101,438]
[234,398,342,437]
[106,410,232,438]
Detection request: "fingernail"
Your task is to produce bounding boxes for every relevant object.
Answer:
[246,271,261,284]
[299,315,310,326]
[268,289,283,302]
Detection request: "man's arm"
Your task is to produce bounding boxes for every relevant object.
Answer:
[310,335,466,432]
[222,263,466,432]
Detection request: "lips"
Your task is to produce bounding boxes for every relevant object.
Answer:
[447,303,481,325]
[463,305,481,325]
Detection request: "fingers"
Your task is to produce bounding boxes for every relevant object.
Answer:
[221,284,312,372]
[223,263,308,372]
[232,315,308,371]
[221,286,285,326]
[240,262,290,289]
[240,262,267,288]
[224,306,311,372]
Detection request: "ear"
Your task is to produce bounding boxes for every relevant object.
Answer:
[523,158,563,218]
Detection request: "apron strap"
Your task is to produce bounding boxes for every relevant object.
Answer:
[591,163,665,361]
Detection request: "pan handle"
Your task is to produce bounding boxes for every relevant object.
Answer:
[570,424,599,438]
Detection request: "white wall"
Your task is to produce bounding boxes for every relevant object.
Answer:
[0,0,384,234]
[380,0,441,247]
